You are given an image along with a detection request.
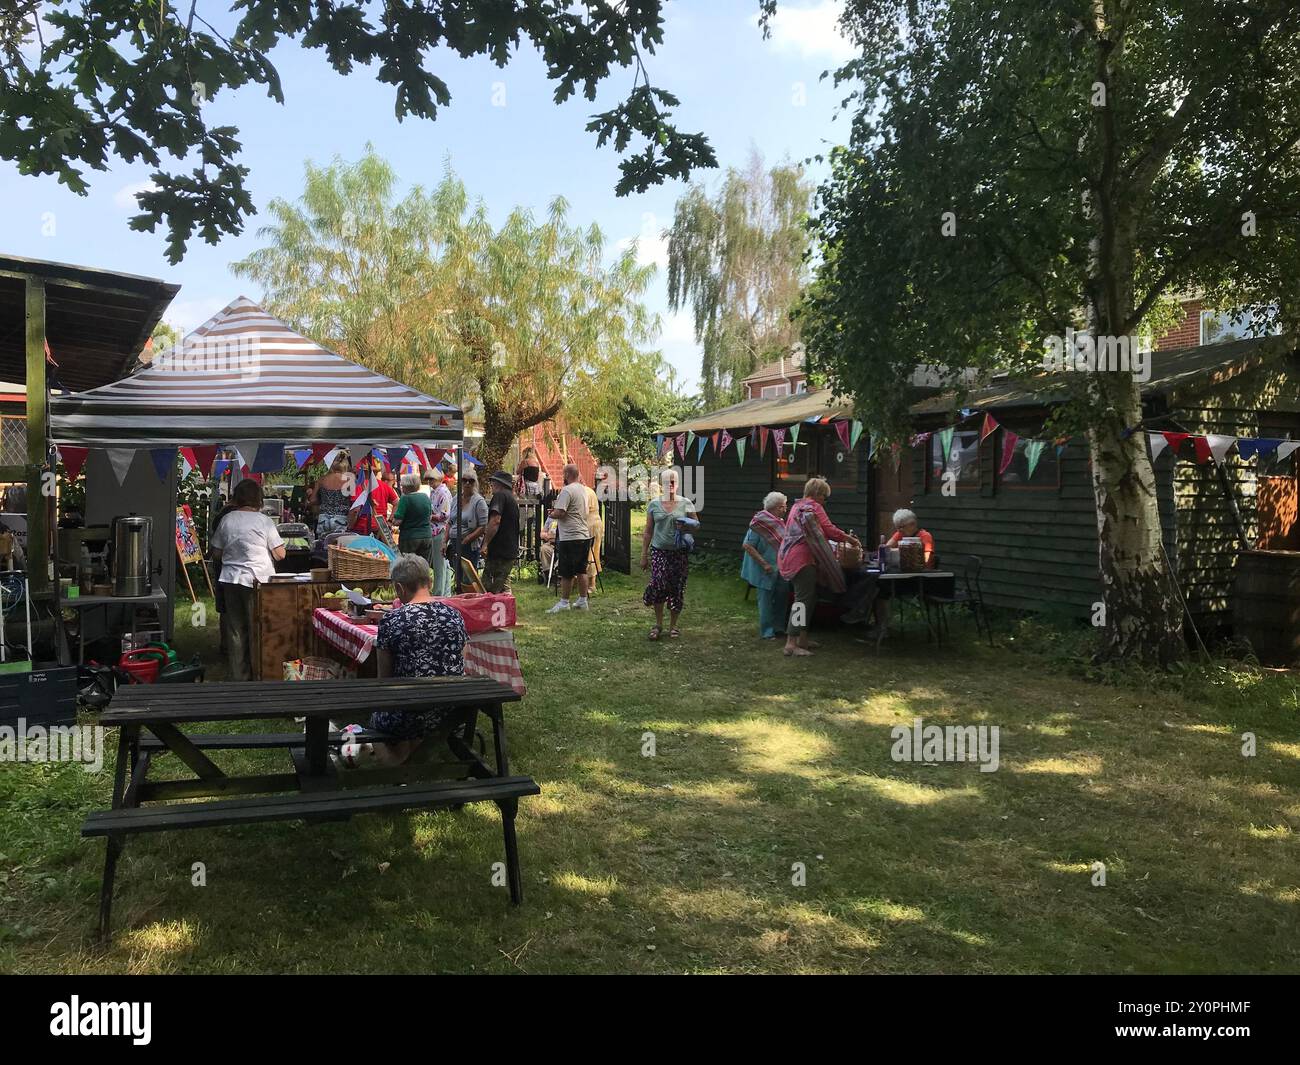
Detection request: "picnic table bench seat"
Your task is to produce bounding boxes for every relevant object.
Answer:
[85,675,534,938]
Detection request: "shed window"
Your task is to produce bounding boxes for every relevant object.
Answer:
[930,429,980,491]
[999,434,1060,490]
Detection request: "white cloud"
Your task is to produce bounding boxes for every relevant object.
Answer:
[759,0,857,64]
[113,180,157,210]
[617,210,670,272]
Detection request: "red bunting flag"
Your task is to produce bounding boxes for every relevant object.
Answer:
[979,413,999,443]
[58,446,89,481]
[999,430,1019,474]
[1161,432,1189,453]
[1192,436,1213,464]
[192,445,218,478]
[310,442,334,467]
[759,426,771,457]
[835,420,851,450]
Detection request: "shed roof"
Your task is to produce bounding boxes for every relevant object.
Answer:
[657,386,853,434]
[909,335,1293,420]
[0,254,179,391]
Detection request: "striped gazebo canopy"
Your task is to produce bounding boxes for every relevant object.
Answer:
[50,297,463,447]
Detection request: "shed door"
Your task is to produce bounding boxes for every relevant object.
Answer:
[873,449,913,545]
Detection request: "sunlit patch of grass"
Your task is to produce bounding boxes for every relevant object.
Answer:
[552,872,619,897]
[698,718,835,779]
[1245,823,1293,840]
[857,775,983,806]
[1017,755,1104,776]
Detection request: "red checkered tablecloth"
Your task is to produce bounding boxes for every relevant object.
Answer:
[311,608,526,696]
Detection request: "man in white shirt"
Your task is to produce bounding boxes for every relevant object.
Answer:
[546,463,591,613]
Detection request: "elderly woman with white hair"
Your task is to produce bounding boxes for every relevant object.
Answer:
[391,470,434,559]
[341,553,469,768]
[742,490,790,639]
[885,508,935,567]
[640,467,699,640]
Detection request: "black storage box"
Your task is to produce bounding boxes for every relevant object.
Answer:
[0,666,78,727]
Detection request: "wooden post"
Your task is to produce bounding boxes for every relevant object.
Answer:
[25,277,49,599]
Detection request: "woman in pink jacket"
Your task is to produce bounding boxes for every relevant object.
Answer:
[777,477,860,657]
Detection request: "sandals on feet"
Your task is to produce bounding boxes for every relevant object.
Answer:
[668,627,681,638]
[649,626,662,641]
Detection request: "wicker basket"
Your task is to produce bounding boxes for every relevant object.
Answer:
[328,543,392,580]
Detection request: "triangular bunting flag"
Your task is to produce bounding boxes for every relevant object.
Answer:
[1161,432,1189,454]
[655,434,664,454]
[686,430,695,451]
[759,426,771,457]
[939,427,955,461]
[1206,434,1235,465]
[719,429,733,453]
[212,459,231,481]
[710,431,720,453]
[1147,432,1169,462]
[835,420,851,450]
[1276,440,1300,463]
[192,445,218,479]
[772,427,786,452]
[58,446,89,481]
[1054,435,1071,458]
[696,436,708,461]
[149,447,176,483]
[1024,439,1046,479]
[675,433,686,460]
[106,448,136,485]
[736,437,746,465]
[179,447,197,478]
[1192,436,1213,464]
[310,443,334,467]
[1237,438,1280,462]
[230,447,248,474]
[386,447,408,472]
[979,413,998,443]
[850,420,864,450]
[293,449,312,469]
[789,422,800,446]
[252,442,285,474]
[999,431,1019,475]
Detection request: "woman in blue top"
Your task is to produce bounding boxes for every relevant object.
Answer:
[741,491,790,639]
[640,468,698,640]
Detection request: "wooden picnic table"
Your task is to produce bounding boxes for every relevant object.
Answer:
[845,567,956,649]
[85,676,537,937]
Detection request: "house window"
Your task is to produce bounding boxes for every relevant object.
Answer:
[795,379,808,393]
[930,429,980,491]
[760,382,792,398]
[1200,304,1280,345]
[999,434,1060,490]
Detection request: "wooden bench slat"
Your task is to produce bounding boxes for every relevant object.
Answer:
[136,731,399,752]
[81,776,540,836]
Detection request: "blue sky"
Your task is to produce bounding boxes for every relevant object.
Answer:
[1,1,857,392]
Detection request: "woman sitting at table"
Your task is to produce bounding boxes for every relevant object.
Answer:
[353,553,469,767]
[742,491,790,639]
[777,477,859,657]
[885,508,936,567]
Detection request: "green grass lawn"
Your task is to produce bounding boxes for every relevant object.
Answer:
[2,562,1299,973]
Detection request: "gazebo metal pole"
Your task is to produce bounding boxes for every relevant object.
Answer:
[24,276,49,599]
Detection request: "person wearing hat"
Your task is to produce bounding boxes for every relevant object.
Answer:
[480,470,521,594]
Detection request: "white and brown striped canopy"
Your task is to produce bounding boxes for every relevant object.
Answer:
[50,297,463,447]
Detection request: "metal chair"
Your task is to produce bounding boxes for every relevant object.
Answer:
[924,554,992,646]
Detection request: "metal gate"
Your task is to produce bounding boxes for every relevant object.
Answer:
[601,498,632,573]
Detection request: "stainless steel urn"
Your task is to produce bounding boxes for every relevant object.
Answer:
[110,515,153,597]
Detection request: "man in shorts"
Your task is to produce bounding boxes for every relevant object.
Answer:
[546,463,591,613]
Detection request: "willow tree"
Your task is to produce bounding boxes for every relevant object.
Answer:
[233,149,663,473]
[666,153,812,407]
[796,0,1300,665]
